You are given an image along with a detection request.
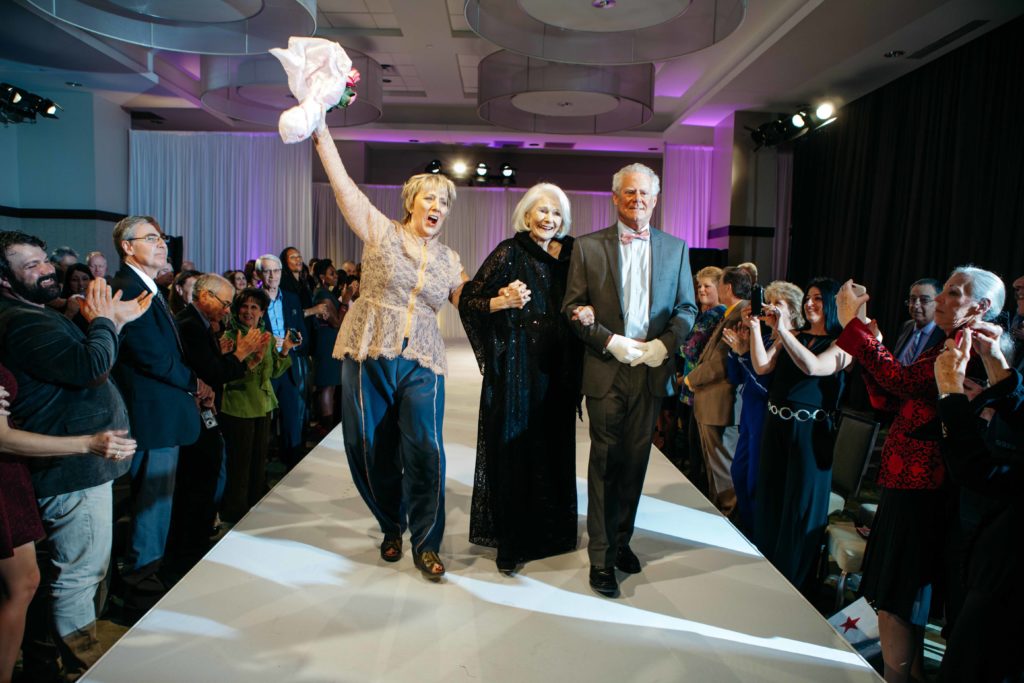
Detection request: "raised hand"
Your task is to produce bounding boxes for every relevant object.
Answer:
[234,327,267,360]
[934,332,971,395]
[722,324,750,354]
[219,335,236,354]
[837,279,870,328]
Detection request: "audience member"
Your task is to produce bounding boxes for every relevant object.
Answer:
[311,260,344,434]
[892,278,945,365]
[48,246,79,280]
[563,162,696,598]
[223,269,247,294]
[168,268,200,316]
[835,266,1004,683]
[686,265,751,517]
[168,274,264,572]
[109,216,208,613]
[0,364,136,683]
[85,251,107,279]
[243,259,258,287]
[257,254,309,469]
[0,230,149,678]
[220,288,298,522]
[750,277,850,591]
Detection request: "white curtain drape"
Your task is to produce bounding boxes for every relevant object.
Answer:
[129,131,311,273]
[312,183,631,339]
[660,144,713,247]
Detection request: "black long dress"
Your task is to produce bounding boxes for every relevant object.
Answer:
[458,231,582,564]
[753,332,845,589]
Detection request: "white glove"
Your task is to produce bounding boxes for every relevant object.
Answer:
[630,339,669,367]
[606,334,644,364]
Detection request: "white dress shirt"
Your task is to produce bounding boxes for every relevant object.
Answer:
[617,220,651,340]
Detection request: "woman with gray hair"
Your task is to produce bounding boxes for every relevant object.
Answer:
[458,183,583,575]
[835,265,1004,683]
[312,125,468,581]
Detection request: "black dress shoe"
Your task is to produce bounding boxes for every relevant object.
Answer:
[589,566,619,598]
[615,545,641,574]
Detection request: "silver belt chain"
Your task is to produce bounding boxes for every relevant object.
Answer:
[768,401,830,423]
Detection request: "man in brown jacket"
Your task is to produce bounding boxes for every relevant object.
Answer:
[685,266,751,517]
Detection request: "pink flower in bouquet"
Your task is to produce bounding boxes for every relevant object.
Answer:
[346,68,361,88]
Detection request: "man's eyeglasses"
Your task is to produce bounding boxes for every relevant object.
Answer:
[125,234,170,245]
[905,296,934,306]
[211,293,233,309]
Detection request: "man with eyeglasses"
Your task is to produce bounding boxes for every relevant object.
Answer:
[168,274,267,572]
[110,215,213,612]
[892,278,946,365]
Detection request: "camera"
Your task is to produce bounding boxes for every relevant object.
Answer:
[750,284,764,317]
[200,408,218,430]
[287,328,302,343]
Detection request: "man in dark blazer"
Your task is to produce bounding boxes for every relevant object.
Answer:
[168,274,266,569]
[563,163,697,598]
[110,216,208,608]
[257,253,310,468]
[891,278,945,365]
[685,266,751,518]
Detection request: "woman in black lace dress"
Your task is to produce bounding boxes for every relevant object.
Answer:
[459,183,583,575]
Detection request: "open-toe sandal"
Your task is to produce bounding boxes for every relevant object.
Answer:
[413,550,445,581]
[380,536,402,563]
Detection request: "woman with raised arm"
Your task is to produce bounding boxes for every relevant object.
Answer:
[835,267,1004,683]
[458,183,582,575]
[312,124,468,581]
[748,277,850,590]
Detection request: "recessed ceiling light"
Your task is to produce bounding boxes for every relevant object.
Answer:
[884,50,905,58]
[382,78,392,83]
[65,81,83,88]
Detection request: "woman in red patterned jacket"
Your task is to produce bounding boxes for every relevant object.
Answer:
[835,266,1005,683]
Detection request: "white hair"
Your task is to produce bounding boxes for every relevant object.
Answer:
[951,265,1005,322]
[511,183,572,238]
[255,254,282,274]
[192,273,231,298]
[612,163,661,197]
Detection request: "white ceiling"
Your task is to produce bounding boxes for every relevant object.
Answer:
[0,0,1020,152]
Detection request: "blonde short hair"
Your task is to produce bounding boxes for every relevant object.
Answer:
[511,183,572,238]
[400,173,457,223]
[764,280,805,329]
[695,266,723,284]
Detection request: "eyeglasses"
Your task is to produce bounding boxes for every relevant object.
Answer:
[210,292,233,309]
[124,234,170,245]
[905,296,934,306]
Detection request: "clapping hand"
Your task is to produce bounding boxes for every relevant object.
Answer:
[499,280,531,309]
[79,278,153,331]
[219,335,236,354]
[572,305,595,326]
[233,327,268,361]
[722,324,750,354]
[0,385,9,417]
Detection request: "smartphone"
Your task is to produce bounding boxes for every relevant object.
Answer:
[750,284,763,317]
[850,282,869,322]
[287,328,301,343]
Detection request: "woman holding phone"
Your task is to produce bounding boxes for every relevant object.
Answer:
[834,267,1004,683]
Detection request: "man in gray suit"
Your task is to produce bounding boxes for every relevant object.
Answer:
[563,163,697,598]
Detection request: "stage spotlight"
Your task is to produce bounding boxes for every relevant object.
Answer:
[501,164,514,178]
[39,100,61,119]
[815,102,834,120]
[476,162,488,177]
[791,112,806,128]
[452,160,468,176]
[425,159,442,174]
[1,83,23,105]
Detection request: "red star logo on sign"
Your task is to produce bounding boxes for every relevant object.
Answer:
[840,616,861,633]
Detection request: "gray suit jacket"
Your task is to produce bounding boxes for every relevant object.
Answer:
[892,319,946,363]
[562,225,697,399]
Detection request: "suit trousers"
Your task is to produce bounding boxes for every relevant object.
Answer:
[585,361,659,568]
[341,354,446,554]
[272,355,309,467]
[167,426,224,564]
[696,422,740,517]
[125,446,179,574]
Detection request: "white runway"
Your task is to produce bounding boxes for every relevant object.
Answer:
[84,341,881,682]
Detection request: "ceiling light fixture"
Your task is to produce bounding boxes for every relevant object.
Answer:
[452,161,468,176]
[425,160,442,174]
[477,51,653,134]
[23,0,316,55]
[465,0,744,65]
[748,102,839,151]
[476,163,488,177]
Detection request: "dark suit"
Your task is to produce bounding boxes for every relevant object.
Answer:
[891,320,945,364]
[168,304,247,565]
[687,302,747,515]
[266,287,310,467]
[110,265,200,582]
[563,225,696,567]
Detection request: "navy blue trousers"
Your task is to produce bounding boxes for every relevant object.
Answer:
[341,354,446,553]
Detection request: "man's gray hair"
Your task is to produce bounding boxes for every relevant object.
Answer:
[192,273,230,298]
[255,253,282,274]
[612,163,661,197]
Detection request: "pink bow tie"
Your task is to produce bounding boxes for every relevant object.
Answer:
[619,229,649,245]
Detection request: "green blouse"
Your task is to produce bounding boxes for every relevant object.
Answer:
[221,322,292,419]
